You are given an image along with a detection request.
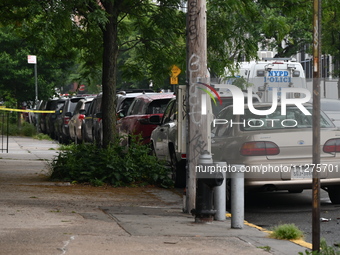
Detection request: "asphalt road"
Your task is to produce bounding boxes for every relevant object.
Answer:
[244,189,340,248]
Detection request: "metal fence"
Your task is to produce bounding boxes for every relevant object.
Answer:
[0,112,9,153]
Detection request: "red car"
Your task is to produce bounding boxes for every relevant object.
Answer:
[117,93,175,146]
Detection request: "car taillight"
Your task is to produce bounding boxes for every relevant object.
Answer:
[78,114,85,120]
[323,138,340,153]
[240,141,280,156]
[63,116,70,125]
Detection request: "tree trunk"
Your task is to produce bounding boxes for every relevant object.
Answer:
[101,1,119,148]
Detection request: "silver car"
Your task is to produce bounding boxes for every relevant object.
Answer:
[69,97,94,143]
[211,103,340,204]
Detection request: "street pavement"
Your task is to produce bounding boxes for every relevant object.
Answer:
[0,136,311,255]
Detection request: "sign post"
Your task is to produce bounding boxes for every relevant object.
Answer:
[28,55,38,133]
[27,55,38,104]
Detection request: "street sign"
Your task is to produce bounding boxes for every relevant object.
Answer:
[171,65,181,77]
[27,55,37,64]
[79,84,85,91]
[170,76,178,85]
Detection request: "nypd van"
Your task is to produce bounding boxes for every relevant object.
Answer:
[224,58,307,103]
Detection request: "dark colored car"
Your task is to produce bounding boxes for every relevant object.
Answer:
[83,93,102,144]
[54,97,85,143]
[39,98,61,135]
[117,93,175,146]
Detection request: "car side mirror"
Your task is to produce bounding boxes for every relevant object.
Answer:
[117,110,125,119]
[149,115,161,125]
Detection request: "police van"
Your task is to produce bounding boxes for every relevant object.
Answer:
[224,58,307,102]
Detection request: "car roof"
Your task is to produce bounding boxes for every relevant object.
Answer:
[134,93,175,101]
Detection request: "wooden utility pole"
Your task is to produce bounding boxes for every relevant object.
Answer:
[312,0,321,252]
[185,0,210,213]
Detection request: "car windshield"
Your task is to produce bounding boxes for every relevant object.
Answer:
[147,99,171,114]
[240,105,334,131]
[211,96,260,116]
[321,101,340,111]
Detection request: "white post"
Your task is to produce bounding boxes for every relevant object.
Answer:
[214,162,226,221]
[231,164,244,229]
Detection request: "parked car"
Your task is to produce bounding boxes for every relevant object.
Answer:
[117,93,175,146]
[150,89,261,188]
[82,93,102,144]
[39,98,61,135]
[54,97,85,144]
[68,97,94,143]
[150,98,186,187]
[211,103,340,204]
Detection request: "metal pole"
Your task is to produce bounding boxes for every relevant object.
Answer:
[34,63,39,133]
[231,165,244,229]
[214,162,226,221]
[312,0,321,252]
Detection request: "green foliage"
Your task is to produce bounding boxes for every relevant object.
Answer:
[33,133,53,141]
[49,136,173,188]
[299,239,340,255]
[269,223,304,240]
[0,121,37,137]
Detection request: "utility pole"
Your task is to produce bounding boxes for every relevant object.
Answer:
[312,0,321,252]
[185,0,210,213]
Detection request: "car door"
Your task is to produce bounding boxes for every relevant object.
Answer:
[152,99,176,160]
[211,106,235,162]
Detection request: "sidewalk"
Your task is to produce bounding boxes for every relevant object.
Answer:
[0,136,310,255]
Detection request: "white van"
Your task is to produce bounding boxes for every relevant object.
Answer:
[224,58,307,102]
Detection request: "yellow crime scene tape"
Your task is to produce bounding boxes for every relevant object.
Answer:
[0,106,55,113]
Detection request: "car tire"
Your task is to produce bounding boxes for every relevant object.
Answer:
[328,186,340,204]
[288,189,303,193]
[170,147,186,188]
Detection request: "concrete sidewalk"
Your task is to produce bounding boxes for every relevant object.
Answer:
[0,136,310,255]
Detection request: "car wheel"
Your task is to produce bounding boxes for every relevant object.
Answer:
[149,143,156,156]
[170,147,186,188]
[288,189,303,193]
[328,186,340,204]
[81,125,87,143]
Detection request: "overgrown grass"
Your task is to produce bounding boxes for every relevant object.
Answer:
[49,136,173,188]
[269,223,304,240]
[0,122,38,137]
[299,239,340,255]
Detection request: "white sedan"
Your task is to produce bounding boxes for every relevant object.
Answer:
[211,103,340,204]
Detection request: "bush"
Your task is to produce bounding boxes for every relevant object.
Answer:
[299,239,340,255]
[269,223,304,240]
[49,136,173,188]
[0,121,37,137]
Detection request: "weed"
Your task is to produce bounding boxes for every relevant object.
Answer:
[34,133,53,141]
[257,246,271,252]
[299,239,340,255]
[269,223,304,240]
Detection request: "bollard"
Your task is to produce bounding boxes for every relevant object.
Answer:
[231,164,244,229]
[214,162,227,221]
